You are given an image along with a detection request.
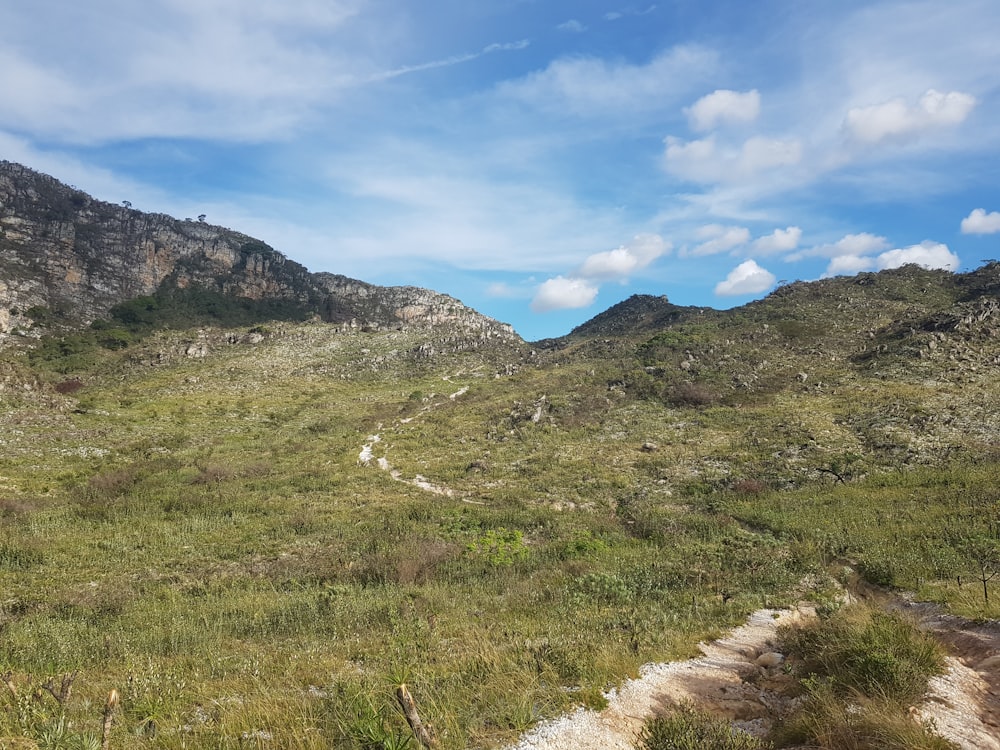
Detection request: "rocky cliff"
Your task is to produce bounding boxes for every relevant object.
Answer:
[0,161,519,347]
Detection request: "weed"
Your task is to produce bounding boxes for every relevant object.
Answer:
[779,604,943,705]
[635,703,771,749]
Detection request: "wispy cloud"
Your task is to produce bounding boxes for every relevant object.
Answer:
[685,89,760,132]
[684,224,750,257]
[372,39,531,82]
[496,45,718,118]
[664,135,802,184]
[788,233,889,262]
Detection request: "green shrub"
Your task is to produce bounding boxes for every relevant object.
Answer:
[779,604,943,705]
[636,704,771,750]
[772,682,956,750]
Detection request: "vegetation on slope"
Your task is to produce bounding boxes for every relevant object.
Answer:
[1,263,998,748]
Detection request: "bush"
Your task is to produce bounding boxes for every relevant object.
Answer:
[666,381,719,407]
[54,378,84,394]
[779,604,943,705]
[636,704,771,750]
[772,682,956,750]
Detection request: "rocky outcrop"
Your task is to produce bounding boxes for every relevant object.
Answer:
[315,273,516,336]
[0,162,313,325]
[0,161,520,348]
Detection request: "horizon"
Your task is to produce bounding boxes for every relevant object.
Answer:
[2,1,999,340]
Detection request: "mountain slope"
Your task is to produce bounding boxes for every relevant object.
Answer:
[2,162,1000,748]
[0,161,519,348]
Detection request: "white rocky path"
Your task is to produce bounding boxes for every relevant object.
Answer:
[356,382,471,497]
[505,599,1000,750]
[505,607,811,750]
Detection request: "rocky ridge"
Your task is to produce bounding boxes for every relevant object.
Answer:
[0,161,518,348]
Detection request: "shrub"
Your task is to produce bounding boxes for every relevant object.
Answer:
[731,478,768,496]
[772,682,956,750]
[779,604,944,705]
[666,381,718,407]
[465,527,529,567]
[54,378,84,394]
[636,704,771,750]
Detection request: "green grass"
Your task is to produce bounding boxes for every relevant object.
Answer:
[636,703,771,750]
[0,309,997,748]
[778,604,945,705]
[773,603,953,749]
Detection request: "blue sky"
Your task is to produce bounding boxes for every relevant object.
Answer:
[2,0,999,340]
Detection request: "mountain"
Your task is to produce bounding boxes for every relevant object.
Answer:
[2,163,1000,750]
[0,161,519,348]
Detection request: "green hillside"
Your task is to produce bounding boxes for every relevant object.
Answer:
[0,263,998,748]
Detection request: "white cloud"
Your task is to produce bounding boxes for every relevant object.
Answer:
[818,238,959,278]
[685,89,760,131]
[497,45,718,117]
[753,226,802,255]
[687,224,750,257]
[961,208,1000,235]
[577,233,671,279]
[741,136,802,172]
[875,240,959,271]
[664,135,801,183]
[788,232,889,261]
[833,233,891,256]
[844,89,977,145]
[823,254,875,277]
[531,276,599,312]
[714,260,776,296]
[556,19,586,33]
[485,282,526,299]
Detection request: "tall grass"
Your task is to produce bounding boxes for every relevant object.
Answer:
[1,314,996,747]
[773,603,952,750]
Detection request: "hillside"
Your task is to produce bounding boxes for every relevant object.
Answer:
[0,161,518,349]
[1,162,999,749]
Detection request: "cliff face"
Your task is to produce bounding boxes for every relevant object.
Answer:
[0,161,519,346]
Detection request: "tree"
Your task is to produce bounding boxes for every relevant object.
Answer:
[198,214,206,222]
[959,536,1000,605]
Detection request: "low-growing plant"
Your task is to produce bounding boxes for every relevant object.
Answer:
[771,681,956,750]
[773,604,952,749]
[778,604,944,706]
[635,703,771,750]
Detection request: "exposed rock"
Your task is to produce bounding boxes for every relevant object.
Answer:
[755,651,784,669]
[0,161,522,351]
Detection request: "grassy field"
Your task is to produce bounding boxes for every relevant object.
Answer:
[1,316,997,748]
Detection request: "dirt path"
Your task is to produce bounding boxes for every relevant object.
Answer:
[505,607,812,750]
[357,384,469,497]
[900,601,1000,749]
[504,601,1000,750]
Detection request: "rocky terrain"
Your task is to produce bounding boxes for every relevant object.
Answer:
[1,160,998,749]
[0,161,518,348]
